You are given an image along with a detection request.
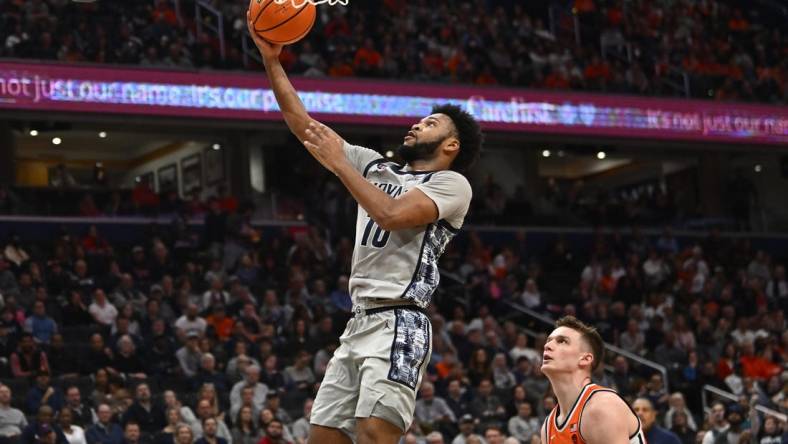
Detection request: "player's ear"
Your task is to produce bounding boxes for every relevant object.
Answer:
[443,136,460,155]
[580,351,594,369]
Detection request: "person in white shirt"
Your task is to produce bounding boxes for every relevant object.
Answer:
[520,279,541,309]
[59,407,87,444]
[89,289,118,327]
[174,304,207,341]
[509,333,540,366]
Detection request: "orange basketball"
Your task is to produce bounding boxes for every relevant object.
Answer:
[248,0,317,45]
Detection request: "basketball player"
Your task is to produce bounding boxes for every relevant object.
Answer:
[247,13,483,444]
[540,316,646,444]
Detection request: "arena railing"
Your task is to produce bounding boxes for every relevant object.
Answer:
[196,0,226,60]
[701,384,787,423]
[504,301,671,393]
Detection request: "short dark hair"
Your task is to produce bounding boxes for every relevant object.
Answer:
[555,316,605,372]
[432,104,483,173]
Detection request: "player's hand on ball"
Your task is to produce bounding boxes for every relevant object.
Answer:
[246,10,282,61]
[303,122,346,174]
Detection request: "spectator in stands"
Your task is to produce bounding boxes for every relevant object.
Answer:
[192,400,231,444]
[175,304,207,341]
[483,426,506,444]
[192,353,228,393]
[10,333,49,378]
[256,419,289,444]
[59,407,87,444]
[205,305,233,342]
[664,393,697,432]
[507,401,539,443]
[230,365,268,422]
[0,383,27,442]
[119,423,141,444]
[415,381,456,436]
[112,336,146,380]
[289,399,312,444]
[633,398,681,444]
[282,351,314,392]
[451,414,477,444]
[175,331,203,378]
[122,383,165,437]
[670,411,696,444]
[262,393,290,426]
[619,319,645,354]
[64,387,95,429]
[194,417,226,444]
[161,392,197,432]
[173,425,192,444]
[470,379,506,428]
[701,402,731,444]
[26,371,63,415]
[85,404,123,444]
[89,290,118,328]
[230,405,259,444]
[24,301,57,345]
[156,407,182,444]
[83,334,113,376]
[22,405,67,444]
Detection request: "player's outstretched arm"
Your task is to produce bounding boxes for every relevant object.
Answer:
[246,11,340,145]
[579,392,637,444]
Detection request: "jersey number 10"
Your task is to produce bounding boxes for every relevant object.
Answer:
[360,218,391,248]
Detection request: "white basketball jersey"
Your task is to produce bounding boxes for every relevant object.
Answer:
[343,142,472,308]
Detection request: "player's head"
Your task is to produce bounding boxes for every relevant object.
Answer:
[398,104,483,173]
[542,316,604,376]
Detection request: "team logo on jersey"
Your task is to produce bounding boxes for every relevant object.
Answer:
[570,424,577,433]
[377,164,386,170]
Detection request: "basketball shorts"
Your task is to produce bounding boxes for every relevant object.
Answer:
[310,306,432,439]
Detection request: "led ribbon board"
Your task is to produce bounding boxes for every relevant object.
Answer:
[0,61,786,145]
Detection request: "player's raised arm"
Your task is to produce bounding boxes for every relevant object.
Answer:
[246,10,340,145]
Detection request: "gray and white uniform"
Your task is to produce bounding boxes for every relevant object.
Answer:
[310,142,472,438]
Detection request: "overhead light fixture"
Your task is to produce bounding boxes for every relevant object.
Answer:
[385,150,394,158]
[29,129,39,136]
[542,150,551,158]
[212,143,221,150]
[754,164,762,173]
[135,176,142,183]
[557,150,565,157]
[98,131,107,139]
[596,151,606,160]
[52,137,62,145]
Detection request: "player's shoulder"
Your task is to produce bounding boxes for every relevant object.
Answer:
[579,389,636,440]
[583,388,629,413]
[428,169,472,193]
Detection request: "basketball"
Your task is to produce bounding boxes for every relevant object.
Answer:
[248,0,317,45]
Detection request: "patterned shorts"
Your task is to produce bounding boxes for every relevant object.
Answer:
[310,307,432,438]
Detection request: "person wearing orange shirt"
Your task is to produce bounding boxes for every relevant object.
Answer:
[205,305,234,342]
[540,316,645,444]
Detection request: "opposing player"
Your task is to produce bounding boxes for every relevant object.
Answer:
[247,13,483,444]
[540,316,646,444]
